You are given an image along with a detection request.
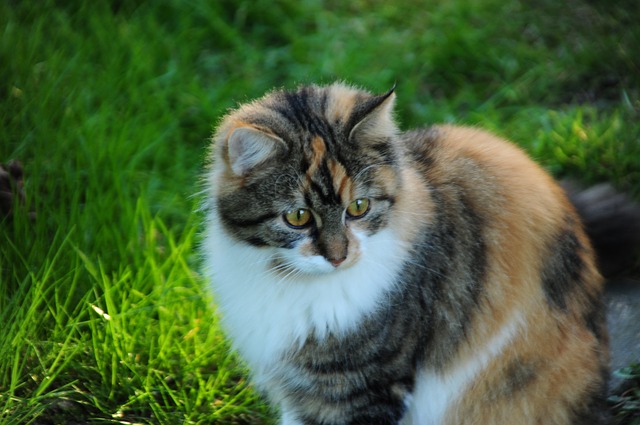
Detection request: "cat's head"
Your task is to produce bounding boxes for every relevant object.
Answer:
[208,83,402,275]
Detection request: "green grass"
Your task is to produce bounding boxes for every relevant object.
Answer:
[1,0,639,423]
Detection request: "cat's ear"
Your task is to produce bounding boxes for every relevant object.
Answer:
[348,85,397,141]
[227,126,286,176]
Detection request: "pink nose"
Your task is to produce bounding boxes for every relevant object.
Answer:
[329,257,346,267]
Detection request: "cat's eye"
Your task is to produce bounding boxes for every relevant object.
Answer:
[346,198,370,218]
[283,208,313,228]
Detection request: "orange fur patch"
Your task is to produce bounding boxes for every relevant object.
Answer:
[327,159,353,203]
[308,136,326,176]
[325,84,358,123]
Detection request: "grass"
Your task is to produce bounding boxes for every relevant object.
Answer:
[610,364,640,425]
[1,0,639,423]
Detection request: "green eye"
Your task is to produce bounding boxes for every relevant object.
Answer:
[346,198,370,218]
[283,208,313,228]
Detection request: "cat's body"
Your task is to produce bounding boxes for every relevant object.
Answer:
[203,83,624,424]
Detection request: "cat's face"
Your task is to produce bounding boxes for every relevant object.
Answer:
[210,83,401,276]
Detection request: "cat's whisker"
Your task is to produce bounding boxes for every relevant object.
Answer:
[265,257,303,281]
[274,265,304,286]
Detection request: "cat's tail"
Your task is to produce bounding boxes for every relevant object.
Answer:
[563,182,640,278]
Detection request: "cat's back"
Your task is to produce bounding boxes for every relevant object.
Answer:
[402,124,609,424]
[406,124,566,215]
[405,124,605,327]
[405,124,587,269]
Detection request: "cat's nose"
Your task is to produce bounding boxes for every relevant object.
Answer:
[329,256,346,267]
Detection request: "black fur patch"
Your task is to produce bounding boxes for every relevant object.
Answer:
[502,359,538,396]
[582,291,607,342]
[541,217,587,310]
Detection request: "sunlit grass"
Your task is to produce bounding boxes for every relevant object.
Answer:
[1,201,271,423]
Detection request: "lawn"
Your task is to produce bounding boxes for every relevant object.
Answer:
[1,0,639,423]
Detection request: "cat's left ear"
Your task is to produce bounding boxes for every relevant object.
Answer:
[348,85,397,141]
[226,126,287,176]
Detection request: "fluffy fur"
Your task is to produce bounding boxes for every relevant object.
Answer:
[202,82,636,424]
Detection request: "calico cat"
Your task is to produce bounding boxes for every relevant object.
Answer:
[203,82,639,425]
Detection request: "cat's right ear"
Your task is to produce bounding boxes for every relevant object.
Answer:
[347,86,397,142]
[226,126,286,176]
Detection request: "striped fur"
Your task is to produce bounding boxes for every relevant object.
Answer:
[203,83,611,424]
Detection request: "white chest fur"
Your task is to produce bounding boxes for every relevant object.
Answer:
[202,213,409,377]
[402,314,523,425]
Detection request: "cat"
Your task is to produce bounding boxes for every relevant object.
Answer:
[202,82,640,425]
